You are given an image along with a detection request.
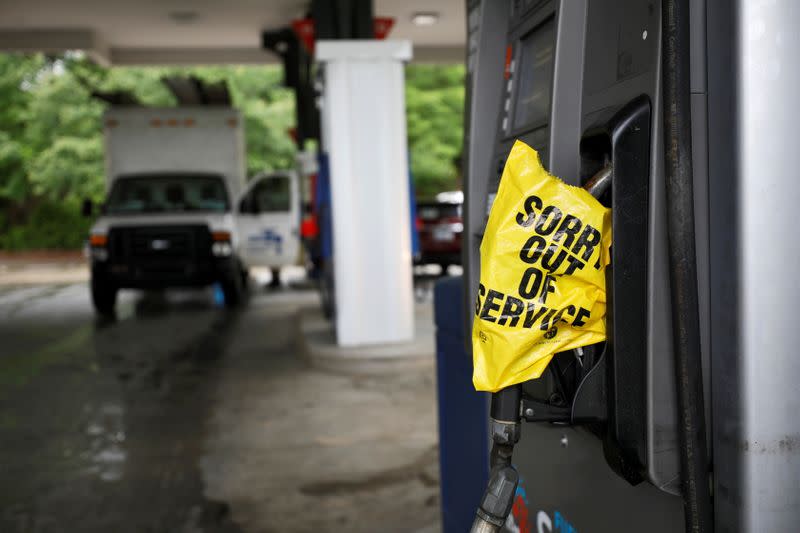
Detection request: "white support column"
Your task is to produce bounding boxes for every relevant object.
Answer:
[317,40,414,347]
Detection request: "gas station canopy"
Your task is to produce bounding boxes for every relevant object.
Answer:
[0,0,465,65]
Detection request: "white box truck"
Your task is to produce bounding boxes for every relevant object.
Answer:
[86,106,300,315]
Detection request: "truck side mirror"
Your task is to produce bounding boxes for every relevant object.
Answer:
[81,198,94,218]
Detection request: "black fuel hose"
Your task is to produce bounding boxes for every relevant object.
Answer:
[661,1,714,531]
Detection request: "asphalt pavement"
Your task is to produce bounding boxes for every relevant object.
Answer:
[0,277,442,533]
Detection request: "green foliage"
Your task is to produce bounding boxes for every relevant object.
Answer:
[0,53,465,249]
[28,136,104,199]
[406,64,465,198]
[0,130,27,201]
[0,199,92,250]
[0,54,41,202]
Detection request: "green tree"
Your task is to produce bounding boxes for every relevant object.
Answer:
[405,64,465,198]
[24,59,105,201]
[0,54,41,205]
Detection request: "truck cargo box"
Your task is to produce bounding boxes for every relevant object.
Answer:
[103,107,246,200]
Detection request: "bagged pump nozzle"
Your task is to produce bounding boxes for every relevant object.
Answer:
[469,163,612,531]
[471,142,612,392]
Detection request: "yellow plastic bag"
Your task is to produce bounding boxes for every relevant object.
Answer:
[472,140,611,392]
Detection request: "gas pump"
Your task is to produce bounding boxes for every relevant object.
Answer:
[461,0,728,531]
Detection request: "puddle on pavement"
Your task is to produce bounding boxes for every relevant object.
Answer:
[0,290,243,532]
[1,283,442,532]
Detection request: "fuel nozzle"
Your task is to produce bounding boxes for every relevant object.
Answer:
[471,464,519,532]
[471,385,522,532]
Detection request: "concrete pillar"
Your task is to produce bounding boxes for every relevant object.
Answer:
[317,40,414,347]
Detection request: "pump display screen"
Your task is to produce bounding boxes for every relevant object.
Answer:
[512,18,555,131]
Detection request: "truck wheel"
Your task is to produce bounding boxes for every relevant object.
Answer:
[91,277,117,317]
[222,269,245,308]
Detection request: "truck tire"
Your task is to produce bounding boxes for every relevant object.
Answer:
[240,267,250,289]
[91,276,117,317]
[222,267,245,308]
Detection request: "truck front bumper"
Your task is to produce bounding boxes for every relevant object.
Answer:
[91,224,239,289]
[93,256,238,289]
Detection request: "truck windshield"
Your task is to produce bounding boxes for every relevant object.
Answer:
[106,174,230,214]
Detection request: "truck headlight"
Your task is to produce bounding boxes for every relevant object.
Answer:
[211,231,233,257]
[89,234,109,261]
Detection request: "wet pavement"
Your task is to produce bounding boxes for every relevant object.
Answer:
[0,279,442,533]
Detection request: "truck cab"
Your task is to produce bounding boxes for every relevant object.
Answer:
[87,107,300,315]
[237,171,302,273]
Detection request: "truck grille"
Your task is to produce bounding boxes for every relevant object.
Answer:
[130,229,192,258]
[107,225,214,283]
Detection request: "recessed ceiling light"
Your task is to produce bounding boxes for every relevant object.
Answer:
[411,12,440,26]
[169,10,200,24]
